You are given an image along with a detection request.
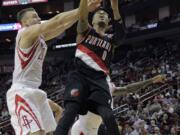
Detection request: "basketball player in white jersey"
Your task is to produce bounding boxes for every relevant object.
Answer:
[71,74,166,135]
[6,1,102,135]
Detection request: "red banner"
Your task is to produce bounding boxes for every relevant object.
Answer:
[2,0,48,6]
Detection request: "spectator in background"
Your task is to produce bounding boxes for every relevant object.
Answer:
[147,119,157,134]
[0,97,2,111]
[153,126,161,135]
[1,105,9,119]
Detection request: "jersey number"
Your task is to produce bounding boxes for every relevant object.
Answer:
[102,50,107,61]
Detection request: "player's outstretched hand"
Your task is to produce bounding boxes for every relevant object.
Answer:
[88,0,102,12]
[152,74,167,84]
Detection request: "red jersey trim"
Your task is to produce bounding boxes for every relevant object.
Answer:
[77,44,109,74]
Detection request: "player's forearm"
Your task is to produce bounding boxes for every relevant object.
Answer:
[126,79,153,91]
[111,1,125,45]
[79,0,88,20]
[40,8,79,34]
[61,18,78,34]
[111,0,121,20]
[113,86,141,96]
[77,0,89,34]
[25,9,79,46]
[48,9,79,30]
[112,87,128,96]
[57,8,79,24]
[112,79,153,96]
[113,8,121,20]
[44,18,77,41]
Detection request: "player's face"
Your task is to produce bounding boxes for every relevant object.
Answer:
[24,11,41,26]
[92,10,109,27]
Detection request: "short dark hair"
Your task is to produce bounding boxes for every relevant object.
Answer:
[17,8,35,22]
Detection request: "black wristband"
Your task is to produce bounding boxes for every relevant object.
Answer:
[114,18,122,24]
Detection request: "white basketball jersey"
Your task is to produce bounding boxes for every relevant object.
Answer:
[12,28,47,88]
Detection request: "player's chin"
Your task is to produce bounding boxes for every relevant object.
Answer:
[98,21,107,27]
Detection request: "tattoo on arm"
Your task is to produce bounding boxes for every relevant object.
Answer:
[77,0,89,34]
[77,20,89,34]
[125,79,153,92]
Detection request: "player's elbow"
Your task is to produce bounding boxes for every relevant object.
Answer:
[55,106,63,114]
[40,22,58,34]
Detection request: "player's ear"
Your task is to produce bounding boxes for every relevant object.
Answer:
[22,15,28,26]
[23,20,29,27]
[21,19,26,26]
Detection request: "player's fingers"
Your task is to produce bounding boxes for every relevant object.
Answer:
[97,0,102,3]
[96,3,101,8]
[93,0,101,4]
[90,0,96,3]
[89,0,99,5]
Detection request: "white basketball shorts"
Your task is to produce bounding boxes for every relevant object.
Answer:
[6,84,57,135]
[71,112,101,135]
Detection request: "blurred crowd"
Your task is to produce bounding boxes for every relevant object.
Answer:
[111,41,180,135]
[115,86,180,135]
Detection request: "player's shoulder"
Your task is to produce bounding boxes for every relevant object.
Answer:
[19,25,42,45]
[20,24,40,36]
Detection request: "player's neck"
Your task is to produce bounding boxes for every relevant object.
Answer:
[94,25,106,36]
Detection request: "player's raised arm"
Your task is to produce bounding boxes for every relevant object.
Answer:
[110,0,125,44]
[77,0,89,35]
[112,74,166,96]
[44,0,102,41]
[44,18,78,41]
[19,8,79,48]
[77,0,101,35]
[111,0,121,20]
